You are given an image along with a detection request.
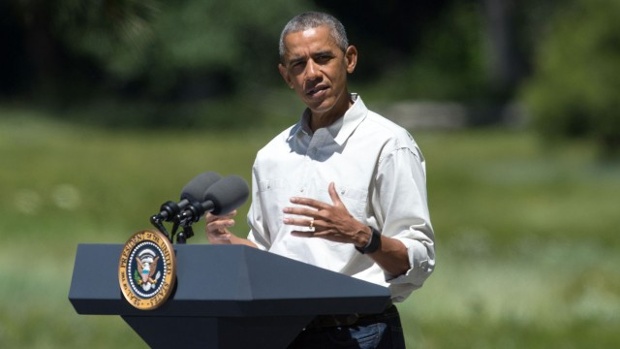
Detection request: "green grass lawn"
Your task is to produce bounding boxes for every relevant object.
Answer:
[1,108,619,348]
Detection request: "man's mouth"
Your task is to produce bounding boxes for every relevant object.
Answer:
[306,85,328,97]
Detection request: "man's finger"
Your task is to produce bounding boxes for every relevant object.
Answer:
[288,196,332,210]
[327,182,343,206]
[206,210,237,223]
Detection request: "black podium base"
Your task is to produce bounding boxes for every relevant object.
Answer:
[124,315,311,348]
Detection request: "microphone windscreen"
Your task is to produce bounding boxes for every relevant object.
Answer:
[180,171,222,202]
[203,175,249,215]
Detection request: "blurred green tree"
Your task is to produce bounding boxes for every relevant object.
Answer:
[355,1,489,103]
[521,0,620,157]
[4,1,308,97]
[56,0,309,100]
[3,0,159,100]
[3,0,311,127]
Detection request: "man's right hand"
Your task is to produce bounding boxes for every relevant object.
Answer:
[205,210,258,248]
[205,210,237,244]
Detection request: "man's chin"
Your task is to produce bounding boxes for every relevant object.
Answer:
[307,102,334,116]
[304,92,336,109]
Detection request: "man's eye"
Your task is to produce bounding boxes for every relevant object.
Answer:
[317,55,332,63]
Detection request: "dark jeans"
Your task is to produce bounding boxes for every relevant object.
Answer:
[287,306,406,349]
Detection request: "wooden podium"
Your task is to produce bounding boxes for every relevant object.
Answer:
[69,244,391,348]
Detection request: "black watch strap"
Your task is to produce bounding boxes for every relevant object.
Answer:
[355,226,382,254]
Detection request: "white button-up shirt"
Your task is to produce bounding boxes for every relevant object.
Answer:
[247,95,435,302]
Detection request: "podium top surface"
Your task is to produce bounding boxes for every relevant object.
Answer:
[69,244,391,317]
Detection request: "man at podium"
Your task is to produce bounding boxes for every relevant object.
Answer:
[205,11,435,349]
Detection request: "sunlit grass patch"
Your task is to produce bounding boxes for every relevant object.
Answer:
[2,111,620,348]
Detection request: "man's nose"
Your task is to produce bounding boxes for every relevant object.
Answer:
[304,59,321,81]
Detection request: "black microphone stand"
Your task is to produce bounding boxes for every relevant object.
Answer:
[150,214,171,242]
[149,213,194,244]
[175,222,194,244]
[172,199,204,244]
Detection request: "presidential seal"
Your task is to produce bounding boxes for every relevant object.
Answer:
[118,230,176,310]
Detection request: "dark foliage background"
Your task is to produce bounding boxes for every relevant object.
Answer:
[1,0,619,156]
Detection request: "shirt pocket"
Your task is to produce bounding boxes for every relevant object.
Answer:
[331,185,369,221]
[257,177,288,193]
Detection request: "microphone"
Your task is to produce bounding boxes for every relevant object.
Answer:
[155,171,222,222]
[179,175,250,223]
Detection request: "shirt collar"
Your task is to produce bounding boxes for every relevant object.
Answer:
[288,93,368,145]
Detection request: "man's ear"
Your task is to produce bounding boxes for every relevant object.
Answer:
[278,64,293,89]
[345,45,358,74]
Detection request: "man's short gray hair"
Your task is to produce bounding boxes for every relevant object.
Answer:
[279,12,349,62]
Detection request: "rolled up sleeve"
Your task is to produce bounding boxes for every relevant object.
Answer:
[374,144,436,301]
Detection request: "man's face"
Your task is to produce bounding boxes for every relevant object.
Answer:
[278,25,357,118]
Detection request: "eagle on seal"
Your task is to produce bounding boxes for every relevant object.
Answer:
[136,255,160,285]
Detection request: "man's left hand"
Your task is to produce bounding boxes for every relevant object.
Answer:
[282,182,370,247]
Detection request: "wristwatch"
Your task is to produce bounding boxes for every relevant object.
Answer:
[355,226,382,254]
